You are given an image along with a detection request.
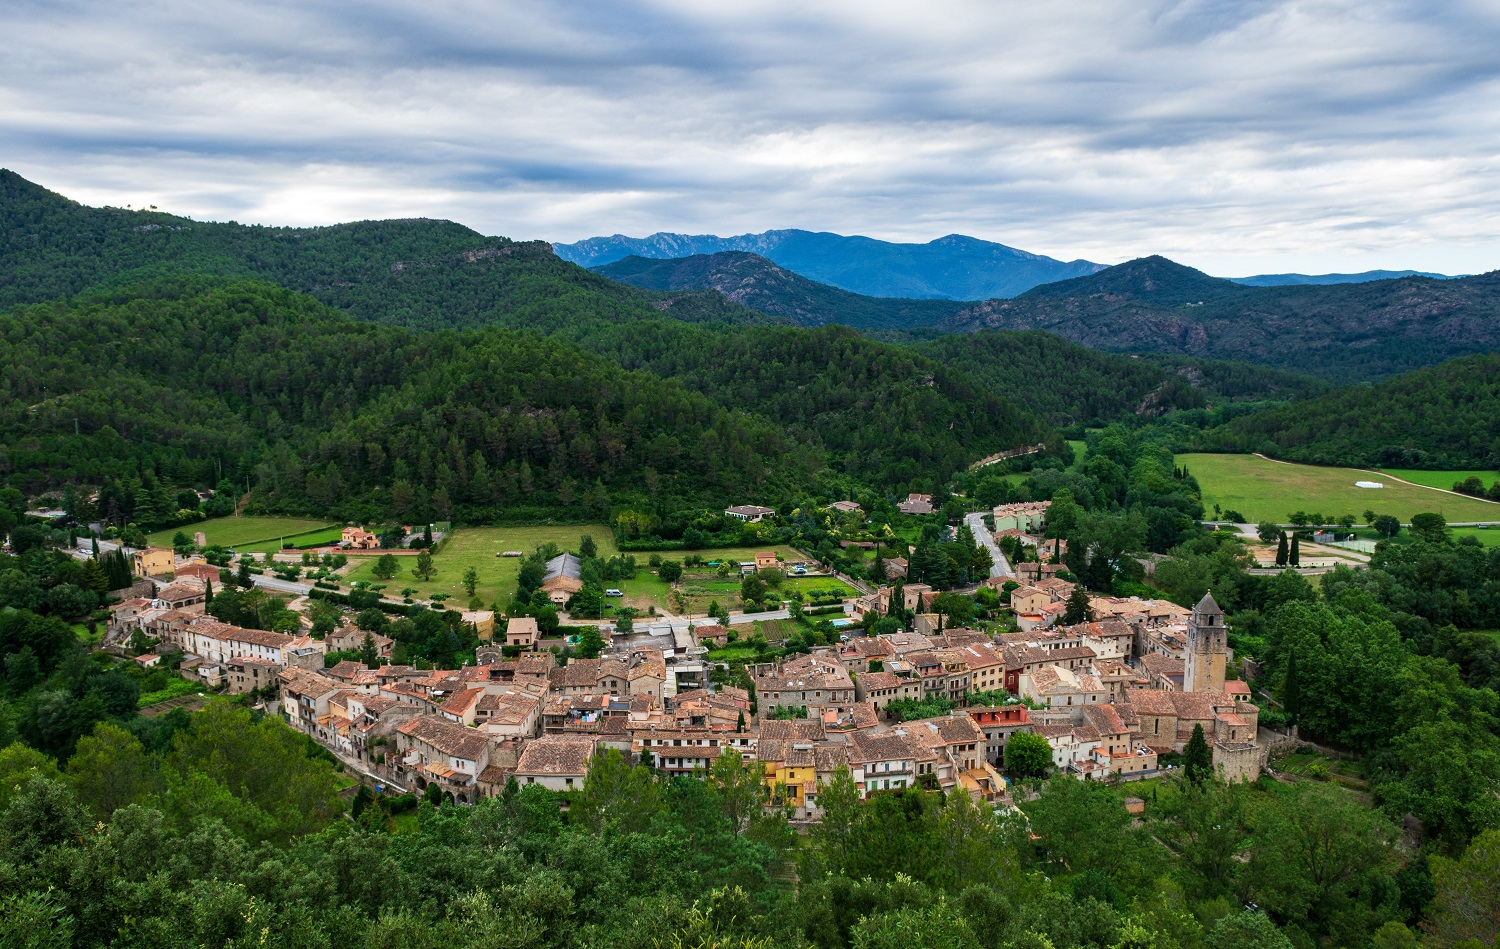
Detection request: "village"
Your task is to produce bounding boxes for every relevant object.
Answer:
[102,498,1269,818]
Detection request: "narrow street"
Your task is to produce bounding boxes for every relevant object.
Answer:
[964,511,1013,579]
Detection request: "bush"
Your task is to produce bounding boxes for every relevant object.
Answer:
[386,793,419,814]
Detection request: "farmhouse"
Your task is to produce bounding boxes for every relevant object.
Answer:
[724,504,775,522]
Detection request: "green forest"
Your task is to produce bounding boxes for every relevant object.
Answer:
[1194,354,1500,469]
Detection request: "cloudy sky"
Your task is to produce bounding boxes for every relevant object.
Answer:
[4,0,1500,275]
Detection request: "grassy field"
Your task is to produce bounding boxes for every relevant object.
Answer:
[705,644,760,663]
[147,516,337,549]
[343,525,617,609]
[1377,468,1498,491]
[784,576,856,598]
[342,532,815,615]
[236,527,346,554]
[1450,527,1500,547]
[1180,453,1500,524]
[679,544,812,565]
[1067,440,1088,465]
[137,677,204,708]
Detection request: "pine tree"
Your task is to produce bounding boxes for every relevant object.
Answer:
[1184,723,1213,784]
[360,632,379,668]
[204,577,214,604]
[414,550,436,581]
[79,558,109,595]
[1275,532,1288,567]
[1289,534,1301,567]
[1062,584,1092,625]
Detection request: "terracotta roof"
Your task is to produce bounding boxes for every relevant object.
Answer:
[439,688,485,715]
[1140,654,1185,677]
[848,730,919,764]
[857,671,902,691]
[326,661,364,680]
[1124,688,1181,716]
[515,735,598,776]
[1082,703,1130,736]
[397,714,490,761]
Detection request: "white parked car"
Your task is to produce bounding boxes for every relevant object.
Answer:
[606,588,624,597]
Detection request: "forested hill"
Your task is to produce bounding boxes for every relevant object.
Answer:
[571,320,1062,485]
[1197,352,1500,469]
[915,330,1329,427]
[592,251,964,330]
[944,255,1500,381]
[0,278,814,519]
[0,279,1059,510]
[0,170,775,332]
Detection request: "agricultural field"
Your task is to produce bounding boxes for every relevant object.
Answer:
[342,525,616,609]
[147,516,336,550]
[1179,453,1500,524]
[670,571,747,615]
[1376,468,1499,492]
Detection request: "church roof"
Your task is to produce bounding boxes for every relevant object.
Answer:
[1194,591,1223,616]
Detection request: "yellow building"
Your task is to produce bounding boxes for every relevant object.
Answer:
[132,547,175,578]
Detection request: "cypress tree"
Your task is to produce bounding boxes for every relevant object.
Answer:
[1289,534,1301,567]
[1275,532,1288,567]
[1282,650,1300,722]
[1184,723,1212,784]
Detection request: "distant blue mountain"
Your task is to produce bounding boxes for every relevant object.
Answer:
[1230,269,1458,287]
[553,229,1106,300]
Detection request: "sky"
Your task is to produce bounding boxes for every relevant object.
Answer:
[4,0,1500,276]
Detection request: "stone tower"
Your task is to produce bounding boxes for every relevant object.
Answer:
[1184,591,1227,693]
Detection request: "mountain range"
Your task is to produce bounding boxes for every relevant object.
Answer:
[943,256,1500,382]
[555,229,1106,300]
[557,227,1461,300]
[592,247,1500,382]
[5,167,1498,498]
[1228,269,1457,287]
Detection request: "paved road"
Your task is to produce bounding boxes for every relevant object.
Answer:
[964,512,1013,580]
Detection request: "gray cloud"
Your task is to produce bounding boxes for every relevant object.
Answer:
[2,0,1499,274]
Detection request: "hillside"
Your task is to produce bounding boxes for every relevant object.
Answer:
[572,319,1061,485]
[915,330,1328,426]
[944,255,1500,381]
[0,169,776,332]
[1198,353,1500,469]
[1,279,1060,510]
[556,228,1105,299]
[0,279,816,518]
[592,252,962,330]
